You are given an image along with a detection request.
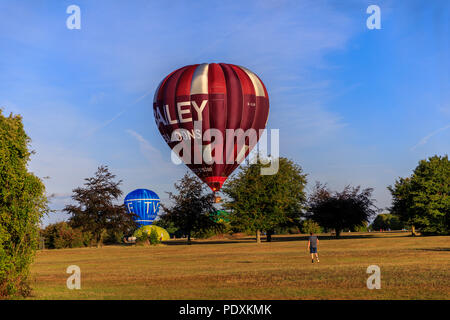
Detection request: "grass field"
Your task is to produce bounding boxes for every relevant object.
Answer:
[29,232,449,300]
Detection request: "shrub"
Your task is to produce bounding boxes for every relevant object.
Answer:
[287,226,301,234]
[135,230,150,246]
[104,230,124,245]
[271,226,301,235]
[82,231,94,247]
[192,223,230,239]
[148,228,160,245]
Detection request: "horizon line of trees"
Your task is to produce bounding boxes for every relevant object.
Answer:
[158,154,448,241]
[2,110,448,299]
[40,154,449,248]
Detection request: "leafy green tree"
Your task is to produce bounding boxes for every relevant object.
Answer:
[300,219,322,234]
[152,216,179,238]
[353,222,369,232]
[0,111,48,298]
[388,155,449,235]
[64,166,137,246]
[370,213,404,231]
[306,183,377,238]
[161,173,217,244]
[41,222,85,249]
[222,157,307,243]
[103,229,126,245]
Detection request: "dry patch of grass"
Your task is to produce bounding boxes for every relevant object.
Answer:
[29,232,450,299]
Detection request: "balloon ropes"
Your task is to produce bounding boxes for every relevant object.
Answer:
[153,63,270,196]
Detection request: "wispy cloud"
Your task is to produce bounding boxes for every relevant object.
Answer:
[126,129,162,161]
[411,123,450,151]
[126,129,181,176]
[439,104,450,116]
[275,101,347,148]
[80,90,154,142]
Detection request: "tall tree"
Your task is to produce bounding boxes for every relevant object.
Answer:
[388,155,449,235]
[222,157,307,243]
[161,173,216,244]
[306,183,377,238]
[64,166,136,246]
[0,111,48,298]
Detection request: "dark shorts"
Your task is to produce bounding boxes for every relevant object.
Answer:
[310,247,317,253]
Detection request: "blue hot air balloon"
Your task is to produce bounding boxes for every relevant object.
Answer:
[124,189,161,226]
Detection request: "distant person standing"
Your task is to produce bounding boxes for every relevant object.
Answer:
[308,232,319,263]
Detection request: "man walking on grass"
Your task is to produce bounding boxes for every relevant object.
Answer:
[308,232,319,263]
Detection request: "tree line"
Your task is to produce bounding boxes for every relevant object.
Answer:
[38,154,450,249]
[1,110,448,298]
[158,155,448,242]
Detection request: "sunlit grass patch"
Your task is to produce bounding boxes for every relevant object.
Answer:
[29,232,450,299]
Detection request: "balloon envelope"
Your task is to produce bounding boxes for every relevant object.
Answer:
[124,189,160,226]
[134,225,170,241]
[153,63,269,192]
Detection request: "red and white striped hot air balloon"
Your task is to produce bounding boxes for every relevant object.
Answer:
[153,63,269,192]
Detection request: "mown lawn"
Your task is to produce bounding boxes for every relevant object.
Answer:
[29,232,450,299]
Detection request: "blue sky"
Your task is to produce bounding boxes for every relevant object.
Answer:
[0,0,448,225]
